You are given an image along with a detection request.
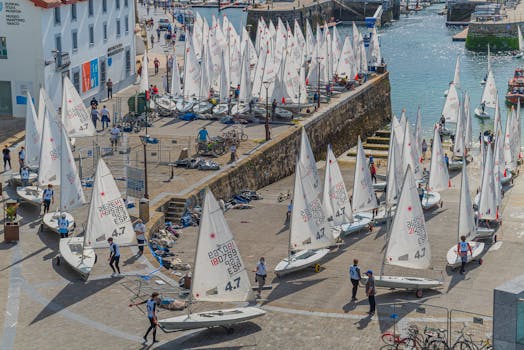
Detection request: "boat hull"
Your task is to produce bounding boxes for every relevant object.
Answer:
[16,186,43,205]
[369,275,443,290]
[274,249,330,277]
[474,107,490,119]
[212,104,228,116]
[340,212,373,235]
[176,101,194,113]
[159,306,265,331]
[422,191,441,210]
[448,159,463,171]
[59,236,96,279]
[506,93,524,105]
[11,172,38,185]
[446,241,485,267]
[42,212,75,234]
[373,181,387,192]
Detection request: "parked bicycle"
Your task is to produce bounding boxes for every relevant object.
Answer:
[196,136,226,157]
[277,190,291,203]
[451,324,492,350]
[381,324,449,350]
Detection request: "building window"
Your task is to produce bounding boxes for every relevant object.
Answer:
[88,0,94,16]
[89,25,94,46]
[55,35,62,52]
[125,16,129,34]
[103,22,108,41]
[0,37,7,59]
[102,0,107,13]
[116,0,120,10]
[72,31,78,52]
[116,19,121,37]
[125,48,131,76]
[71,3,77,21]
[54,7,61,25]
[72,69,81,92]
[124,0,128,7]
[100,60,107,83]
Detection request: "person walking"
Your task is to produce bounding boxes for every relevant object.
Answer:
[230,144,237,164]
[20,166,30,187]
[198,126,209,144]
[365,270,376,315]
[457,235,473,275]
[2,145,11,171]
[421,139,427,160]
[106,79,113,99]
[271,99,277,117]
[110,125,121,150]
[57,213,70,238]
[100,105,110,130]
[286,200,293,224]
[91,106,99,130]
[107,237,121,276]
[349,259,361,301]
[253,257,267,298]
[370,163,377,184]
[154,57,160,75]
[18,146,25,170]
[129,292,161,344]
[134,219,146,255]
[42,184,54,215]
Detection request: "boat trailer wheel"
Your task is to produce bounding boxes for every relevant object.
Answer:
[314,264,321,273]
[415,289,423,298]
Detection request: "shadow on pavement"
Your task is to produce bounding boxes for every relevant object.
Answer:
[156,322,261,350]
[29,276,123,325]
[266,278,327,303]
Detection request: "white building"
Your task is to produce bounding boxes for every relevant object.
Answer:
[0,0,136,117]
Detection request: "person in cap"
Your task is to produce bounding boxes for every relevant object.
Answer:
[57,213,70,238]
[365,270,376,316]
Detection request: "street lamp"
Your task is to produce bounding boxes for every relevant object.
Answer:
[317,56,321,109]
[139,135,149,199]
[263,80,271,141]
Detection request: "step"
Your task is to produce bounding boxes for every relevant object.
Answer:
[346,150,389,159]
[362,143,390,151]
[168,203,185,209]
[375,130,391,138]
[366,136,390,145]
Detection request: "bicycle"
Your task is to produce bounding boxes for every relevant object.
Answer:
[451,324,492,350]
[381,324,449,350]
[277,190,291,203]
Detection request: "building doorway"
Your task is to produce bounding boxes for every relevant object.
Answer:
[0,81,12,116]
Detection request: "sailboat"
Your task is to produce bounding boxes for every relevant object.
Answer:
[158,189,265,331]
[475,72,497,119]
[449,96,466,170]
[275,129,334,276]
[59,159,135,279]
[476,143,499,223]
[446,155,485,267]
[441,82,460,136]
[370,166,443,297]
[423,125,448,210]
[480,45,491,86]
[515,26,523,59]
[443,56,460,97]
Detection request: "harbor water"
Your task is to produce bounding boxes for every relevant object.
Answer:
[194,4,520,140]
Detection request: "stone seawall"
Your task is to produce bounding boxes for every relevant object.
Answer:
[466,21,520,51]
[447,0,478,23]
[177,72,392,207]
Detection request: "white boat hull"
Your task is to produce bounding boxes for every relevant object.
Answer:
[16,186,43,205]
[422,191,441,210]
[176,101,194,113]
[476,227,496,240]
[192,102,213,114]
[156,96,177,111]
[212,103,228,116]
[274,107,293,119]
[159,306,266,331]
[340,212,373,235]
[42,212,75,234]
[11,172,38,185]
[448,159,463,171]
[370,275,443,290]
[446,241,485,267]
[373,181,387,192]
[474,107,490,119]
[59,236,96,279]
[501,171,513,185]
[274,249,330,277]
[231,104,249,115]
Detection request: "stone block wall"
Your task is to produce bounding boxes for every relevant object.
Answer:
[466,21,520,51]
[447,1,478,23]
[180,72,391,206]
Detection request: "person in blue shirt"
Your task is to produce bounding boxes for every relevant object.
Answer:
[198,127,209,144]
[42,184,54,215]
[444,153,450,169]
[349,259,362,300]
[107,237,121,276]
[20,166,30,187]
[253,257,267,298]
[57,213,70,238]
[457,235,473,275]
[18,146,25,171]
[129,292,161,344]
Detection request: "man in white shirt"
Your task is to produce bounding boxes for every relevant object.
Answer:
[110,126,121,151]
[134,219,146,255]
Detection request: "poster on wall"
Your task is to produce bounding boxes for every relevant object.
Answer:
[82,58,99,92]
[15,81,34,105]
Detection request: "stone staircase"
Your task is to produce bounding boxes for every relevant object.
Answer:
[347,129,391,159]
[164,198,187,223]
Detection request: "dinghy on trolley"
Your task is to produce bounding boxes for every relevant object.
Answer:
[159,189,265,331]
[422,125,449,210]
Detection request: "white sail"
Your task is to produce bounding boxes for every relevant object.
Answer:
[428,125,450,192]
[219,52,229,102]
[453,56,461,89]
[386,127,402,206]
[290,162,334,250]
[442,83,460,123]
[401,121,422,180]
[519,26,524,52]
[516,102,522,162]
[385,166,431,270]
[306,20,315,60]
[368,27,381,67]
[62,76,96,137]
[353,137,376,212]
[478,144,498,220]
[392,114,404,152]
[38,88,46,123]
[481,70,497,109]
[358,32,368,74]
[59,126,85,211]
[170,58,182,98]
[251,43,267,99]
[24,91,42,168]
[399,109,407,131]
[493,120,504,206]
[414,107,423,163]
[504,107,517,171]
[464,91,472,149]
[38,92,62,186]
[299,128,320,190]
[139,50,149,94]
[323,145,353,226]
[458,151,476,240]
[183,36,201,100]
[336,35,356,79]
[192,188,253,303]
[238,49,252,104]
[454,100,465,158]
[85,159,134,249]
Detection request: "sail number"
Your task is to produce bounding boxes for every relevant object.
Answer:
[225,277,241,292]
[335,207,345,217]
[112,226,125,237]
[414,248,426,259]
[207,240,243,277]
[316,227,326,240]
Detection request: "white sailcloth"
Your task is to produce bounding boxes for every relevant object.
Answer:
[493,120,504,206]
[478,144,498,220]
[414,107,423,163]
[368,27,381,67]
[38,93,62,186]
[85,159,134,248]
[401,121,422,180]
[192,189,253,302]
[454,101,465,158]
[170,59,182,98]
[386,127,402,206]
[519,26,524,52]
[464,91,472,149]
[442,83,460,123]
[139,50,149,94]
[352,137,376,212]
[323,145,353,226]
[453,56,461,89]
[481,70,497,109]
[385,166,431,269]
[24,91,42,168]
[183,36,201,100]
[458,155,476,240]
[336,35,356,79]
[299,128,320,190]
[59,127,85,211]
[428,125,450,191]
[62,76,96,137]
